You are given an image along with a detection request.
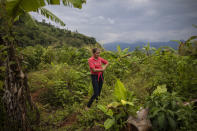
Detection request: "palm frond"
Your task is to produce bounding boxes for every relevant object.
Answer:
[62,0,86,9]
[38,7,65,26]
[6,0,45,19]
[25,13,38,26]
[5,0,85,25]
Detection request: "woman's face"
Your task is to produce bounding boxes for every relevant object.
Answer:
[94,49,100,58]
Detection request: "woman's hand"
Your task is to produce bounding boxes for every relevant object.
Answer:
[92,63,109,72]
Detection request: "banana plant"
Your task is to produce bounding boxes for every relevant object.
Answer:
[142,42,156,56]
[116,45,131,58]
[172,35,197,56]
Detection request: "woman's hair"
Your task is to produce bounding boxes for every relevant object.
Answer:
[92,48,98,54]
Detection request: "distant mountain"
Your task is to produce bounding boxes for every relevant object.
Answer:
[102,41,180,51]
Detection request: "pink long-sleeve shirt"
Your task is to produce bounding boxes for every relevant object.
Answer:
[88,56,108,81]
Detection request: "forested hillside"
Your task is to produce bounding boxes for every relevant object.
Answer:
[13,16,97,47]
[0,0,197,131]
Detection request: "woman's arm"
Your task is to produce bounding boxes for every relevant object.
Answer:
[102,62,109,71]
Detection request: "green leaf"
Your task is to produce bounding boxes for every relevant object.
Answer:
[186,36,197,43]
[6,0,45,18]
[151,107,161,118]
[168,116,176,130]
[113,79,127,101]
[6,0,85,23]
[106,109,113,117]
[157,112,166,130]
[104,118,115,130]
[121,100,134,106]
[38,7,66,26]
[97,104,107,113]
[153,84,167,95]
[97,105,113,117]
[123,47,129,53]
[107,102,121,108]
[62,0,86,9]
[47,0,60,4]
[117,45,121,54]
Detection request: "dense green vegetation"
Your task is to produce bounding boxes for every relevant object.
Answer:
[14,17,97,47]
[0,0,197,130]
[4,24,195,130]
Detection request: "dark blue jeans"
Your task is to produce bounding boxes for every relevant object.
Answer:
[87,74,103,107]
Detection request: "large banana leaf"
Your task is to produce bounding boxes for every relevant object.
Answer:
[38,7,65,26]
[113,79,127,101]
[6,0,45,18]
[5,0,86,25]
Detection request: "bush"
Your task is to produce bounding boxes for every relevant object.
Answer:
[145,85,197,131]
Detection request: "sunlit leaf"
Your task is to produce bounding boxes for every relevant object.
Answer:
[106,109,113,117]
[121,99,134,106]
[113,79,127,101]
[107,102,121,108]
[104,118,115,129]
[97,105,113,117]
[117,45,121,54]
[153,84,167,95]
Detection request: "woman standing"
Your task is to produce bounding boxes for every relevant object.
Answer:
[86,48,109,108]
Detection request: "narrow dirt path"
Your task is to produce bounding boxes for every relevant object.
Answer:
[31,87,48,102]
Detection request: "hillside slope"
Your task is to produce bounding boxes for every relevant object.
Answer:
[13,18,97,47]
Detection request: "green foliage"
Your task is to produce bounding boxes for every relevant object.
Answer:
[97,105,113,117]
[97,80,138,130]
[153,84,167,95]
[5,0,85,25]
[14,31,196,130]
[14,20,97,47]
[104,118,115,130]
[146,90,197,131]
[22,45,44,70]
[77,106,106,130]
[177,105,197,131]
[29,62,89,107]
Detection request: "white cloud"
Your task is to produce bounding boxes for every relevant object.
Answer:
[31,0,197,44]
[107,18,115,24]
[98,16,104,20]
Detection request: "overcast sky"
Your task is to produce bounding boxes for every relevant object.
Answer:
[31,0,197,44]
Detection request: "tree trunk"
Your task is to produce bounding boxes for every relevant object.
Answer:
[2,36,39,131]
